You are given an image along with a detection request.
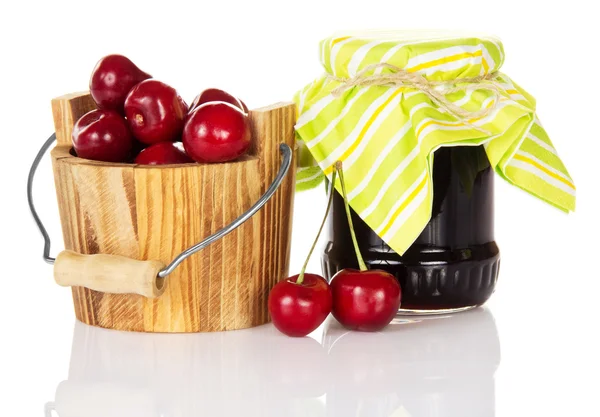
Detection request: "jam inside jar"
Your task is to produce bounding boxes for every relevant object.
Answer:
[322,145,500,314]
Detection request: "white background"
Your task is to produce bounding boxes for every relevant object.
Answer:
[1,0,599,416]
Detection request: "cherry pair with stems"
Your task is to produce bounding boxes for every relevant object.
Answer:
[268,161,402,337]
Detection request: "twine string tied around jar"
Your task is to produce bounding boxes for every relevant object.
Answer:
[328,63,502,134]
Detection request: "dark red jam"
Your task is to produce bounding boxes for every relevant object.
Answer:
[322,146,500,312]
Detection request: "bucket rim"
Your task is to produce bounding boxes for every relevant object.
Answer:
[51,145,260,169]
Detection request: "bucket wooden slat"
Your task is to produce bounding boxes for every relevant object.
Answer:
[51,92,96,146]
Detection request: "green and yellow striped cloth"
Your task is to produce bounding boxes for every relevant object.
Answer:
[294,30,575,255]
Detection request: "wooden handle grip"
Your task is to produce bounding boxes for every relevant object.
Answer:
[54,250,167,298]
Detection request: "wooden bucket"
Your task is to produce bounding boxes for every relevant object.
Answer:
[43,92,296,333]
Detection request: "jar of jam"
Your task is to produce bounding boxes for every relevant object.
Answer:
[322,145,500,314]
[295,31,575,314]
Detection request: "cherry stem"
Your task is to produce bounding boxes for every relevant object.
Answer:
[296,169,338,285]
[335,161,367,272]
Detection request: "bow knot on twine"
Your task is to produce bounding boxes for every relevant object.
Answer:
[329,63,502,134]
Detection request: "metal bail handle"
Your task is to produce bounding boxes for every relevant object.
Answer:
[28,134,293,297]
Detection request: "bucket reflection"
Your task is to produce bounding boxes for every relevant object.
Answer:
[51,323,327,417]
[323,307,501,417]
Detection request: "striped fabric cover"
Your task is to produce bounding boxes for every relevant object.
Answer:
[294,30,575,256]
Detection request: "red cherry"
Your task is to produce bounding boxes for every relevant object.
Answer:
[124,79,188,145]
[72,109,133,162]
[182,102,251,163]
[89,55,151,114]
[268,273,332,337]
[134,142,194,165]
[188,88,248,114]
[330,269,401,332]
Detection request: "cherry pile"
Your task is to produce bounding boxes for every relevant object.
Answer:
[268,162,402,337]
[72,54,251,165]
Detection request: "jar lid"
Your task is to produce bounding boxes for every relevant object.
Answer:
[320,30,505,80]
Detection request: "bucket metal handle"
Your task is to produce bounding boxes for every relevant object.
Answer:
[28,133,293,298]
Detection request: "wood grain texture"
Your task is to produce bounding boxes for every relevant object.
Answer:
[51,92,96,145]
[51,93,296,332]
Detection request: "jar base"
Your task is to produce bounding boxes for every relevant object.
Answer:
[396,305,478,316]
[323,242,500,312]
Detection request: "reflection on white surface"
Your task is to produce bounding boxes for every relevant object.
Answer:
[324,309,500,417]
[48,308,499,417]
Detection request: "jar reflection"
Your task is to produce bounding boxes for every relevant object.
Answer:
[323,307,501,417]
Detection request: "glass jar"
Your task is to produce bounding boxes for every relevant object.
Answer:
[322,145,500,314]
